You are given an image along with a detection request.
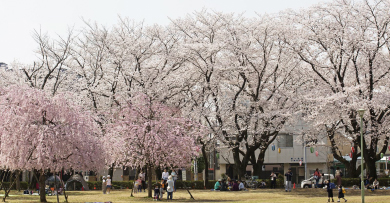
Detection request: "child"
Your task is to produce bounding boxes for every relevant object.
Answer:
[133,179,139,194]
[325,180,334,202]
[338,185,347,202]
[137,177,142,192]
[159,179,165,200]
[153,184,160,201]
[106,175,112,194]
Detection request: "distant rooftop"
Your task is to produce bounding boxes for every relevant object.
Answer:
[0,62,8,67]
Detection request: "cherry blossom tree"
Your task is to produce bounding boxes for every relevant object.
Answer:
[21,29,74,95]
[0,85,105,202]
[171,11,300,178]
[104,94,203,197]
[286,0,390,178]
[68,18,194,178]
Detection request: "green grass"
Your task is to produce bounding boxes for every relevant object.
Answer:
[1,188,390,202]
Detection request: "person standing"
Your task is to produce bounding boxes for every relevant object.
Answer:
[335,167,342,186]
[139,170,146,192]
[285,168,293,192]
[170,169,178,191]
[314,168,322,188]
[166,176,174,201]
[337,185,347,202]
[102,176,107,194]
[325,180,335,202]
[106,175,112,194]
[162,169,169,181]
[270,172,277,189]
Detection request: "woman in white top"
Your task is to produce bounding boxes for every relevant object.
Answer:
[106,175,112,194]
[166,175,174,201]
[162,169,169,180]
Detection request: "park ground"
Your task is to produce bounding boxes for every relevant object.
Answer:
[1,188,390,202]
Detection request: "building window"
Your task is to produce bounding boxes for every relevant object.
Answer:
[278,134,293,148]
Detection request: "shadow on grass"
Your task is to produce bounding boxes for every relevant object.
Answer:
[251,188,390,198]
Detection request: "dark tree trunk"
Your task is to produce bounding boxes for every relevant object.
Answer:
[251,149,266,177]
[39,171,47,202]
[155,167,162,181]
[108,164,114,181]
[232,146,250,180]
[365,150,378,180]
[147,165,153,198]
[328,129,362,178]
[201,144,209,188]
[15,170,20,192]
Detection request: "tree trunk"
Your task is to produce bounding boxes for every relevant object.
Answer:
[232,146,251,180]
[15,170,20,192]
[39,171,47,202]
[251,150,265,177]
[155,167,162,181]
[201,145,209,188]
[365,151,378,180]
[147,165,153,198]
[108,164,114,181]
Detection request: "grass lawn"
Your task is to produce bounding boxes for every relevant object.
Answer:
[1,188,390,202]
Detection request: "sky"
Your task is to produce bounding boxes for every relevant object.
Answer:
[0,0,331,65]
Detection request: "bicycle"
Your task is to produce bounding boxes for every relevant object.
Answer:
[244,174,258,190]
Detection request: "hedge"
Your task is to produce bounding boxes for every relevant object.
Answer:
[0,182,29,190]
[88,180,218,190]
[328,178,390,187]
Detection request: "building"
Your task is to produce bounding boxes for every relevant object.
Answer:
[211,118,331,186]
[0,62,8,69]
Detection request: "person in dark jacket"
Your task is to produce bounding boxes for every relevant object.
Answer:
[221,179,228,191]
[284,168,293,192]
[325,180,334,202]
[338,185,347,202]
[270,172,277,189]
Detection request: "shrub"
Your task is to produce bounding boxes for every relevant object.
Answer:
[1,182,29,190]
[330,178,360,186]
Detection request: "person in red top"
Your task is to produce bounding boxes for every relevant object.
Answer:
[314,168,322,188]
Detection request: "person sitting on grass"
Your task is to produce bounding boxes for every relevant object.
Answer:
[238,180,246,191]
[214,179,222,191]
[232,180,239,191]
[372,179,379,189]
[221,179,228,191]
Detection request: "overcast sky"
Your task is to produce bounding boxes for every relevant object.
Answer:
[0,0,331,65]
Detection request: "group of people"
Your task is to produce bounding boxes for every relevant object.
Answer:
[213,177,246,191]
[101,175,112,194]
[361,173,380,190]
[151,169,177,201]
[134,170,146,193]
[326,167,346,202]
